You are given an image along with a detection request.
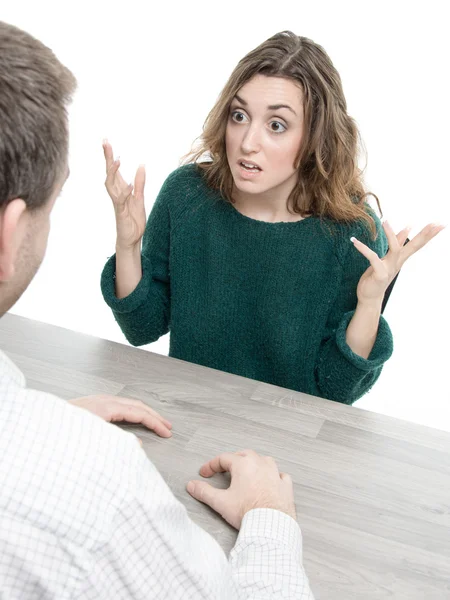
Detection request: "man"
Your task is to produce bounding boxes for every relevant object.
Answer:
[0,21,314,599]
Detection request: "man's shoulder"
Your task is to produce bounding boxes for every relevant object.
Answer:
[0,383,147,549]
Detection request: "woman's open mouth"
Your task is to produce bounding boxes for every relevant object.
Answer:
[238,160,262,176]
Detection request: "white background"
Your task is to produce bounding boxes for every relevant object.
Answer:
[3,1,449,430]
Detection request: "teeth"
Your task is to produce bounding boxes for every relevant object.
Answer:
[241,162,259,170]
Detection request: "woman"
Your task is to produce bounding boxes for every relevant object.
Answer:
[101,31,443,404]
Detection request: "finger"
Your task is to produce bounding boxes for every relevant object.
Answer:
[351,237,386,278]
[186,479,226,515]
[199,452,240,477]
[350,237,381,263]
[401,223,446,262]
[113,397,172,428]
[280,472,293,485]
[136,436,143,447]
[124,402,172,429]
[264,455,280,473]
[106,158,120,178]
[110,183,134,210]
[104,154,128,190]
[109,406,172,438]
[382,220,400,253]
[102,139,114,172]
[122,183,134,199]
[396,226,412,248]
[105,158,121,184]
[134,165,146,201]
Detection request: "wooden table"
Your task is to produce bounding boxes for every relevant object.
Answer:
[1,313,449,599]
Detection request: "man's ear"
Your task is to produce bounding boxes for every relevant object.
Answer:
[0,199,28,282]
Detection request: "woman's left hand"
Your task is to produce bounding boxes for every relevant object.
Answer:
[352,221,445,305]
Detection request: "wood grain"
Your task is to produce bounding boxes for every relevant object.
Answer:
[2,312,449,600]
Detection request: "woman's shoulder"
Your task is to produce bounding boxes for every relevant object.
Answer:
[158,163,216,215]
[326,204,387,265]
[353,205,386,250]
[329,204,383,239]
[162,162,210,193]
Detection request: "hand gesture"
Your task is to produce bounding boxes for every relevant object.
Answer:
[187,449,296,530]
[352,221,445,305]
[69,394,172,438]
[103,139,147,251]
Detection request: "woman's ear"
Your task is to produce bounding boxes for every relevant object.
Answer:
[0,198,28,282]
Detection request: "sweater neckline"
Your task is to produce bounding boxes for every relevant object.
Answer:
[224,199,316,228]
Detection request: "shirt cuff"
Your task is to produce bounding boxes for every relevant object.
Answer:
[237,508,303,560]
[100,253,152,314]
[334,309,394,371]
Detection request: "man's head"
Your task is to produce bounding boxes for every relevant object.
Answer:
[0,21,76,316]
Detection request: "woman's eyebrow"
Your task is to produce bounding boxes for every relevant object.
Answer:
[267,103,297,116]
[233,94,297,116]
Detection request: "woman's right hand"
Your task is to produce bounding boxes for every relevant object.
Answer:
[103,140,147,251]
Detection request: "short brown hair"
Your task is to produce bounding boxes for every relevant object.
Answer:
[0,21,77,211]
[184,31,381,236]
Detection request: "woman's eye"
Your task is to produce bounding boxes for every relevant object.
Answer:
[231,111,247,123]
[270,121,286,133]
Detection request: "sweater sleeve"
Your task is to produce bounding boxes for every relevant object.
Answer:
[314,214,394,404]
[100,171,176,347]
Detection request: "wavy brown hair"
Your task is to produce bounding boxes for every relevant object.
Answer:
[183,31,381,237]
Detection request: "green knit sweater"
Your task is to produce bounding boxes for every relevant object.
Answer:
[101,164,393,404]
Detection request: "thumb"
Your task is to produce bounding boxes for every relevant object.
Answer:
[280,472,292,485]
[187,480,225,514]
[280,472,295,494]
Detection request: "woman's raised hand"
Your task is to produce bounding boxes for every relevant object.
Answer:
[352,221,445,305]
[103,140,147,250]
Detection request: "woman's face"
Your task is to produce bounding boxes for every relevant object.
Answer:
[225,75,304,200]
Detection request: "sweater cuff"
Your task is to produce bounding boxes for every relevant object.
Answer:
[335,310,394,370]
[100,253,152,314]
[237,509,302,560]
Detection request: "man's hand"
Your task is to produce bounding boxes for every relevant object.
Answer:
[69,394,172,438]
[187,449,297,530]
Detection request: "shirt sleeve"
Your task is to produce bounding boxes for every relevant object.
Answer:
[100,172,174,347]
[314,214,394,404]
[231,509,315,599]
[75,441,315,600]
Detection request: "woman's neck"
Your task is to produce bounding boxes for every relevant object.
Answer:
[232,184,305,223]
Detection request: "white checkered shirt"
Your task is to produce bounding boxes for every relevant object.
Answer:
[0,349,314,599]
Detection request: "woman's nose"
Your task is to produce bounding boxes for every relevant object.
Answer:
[240,125,262,153]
